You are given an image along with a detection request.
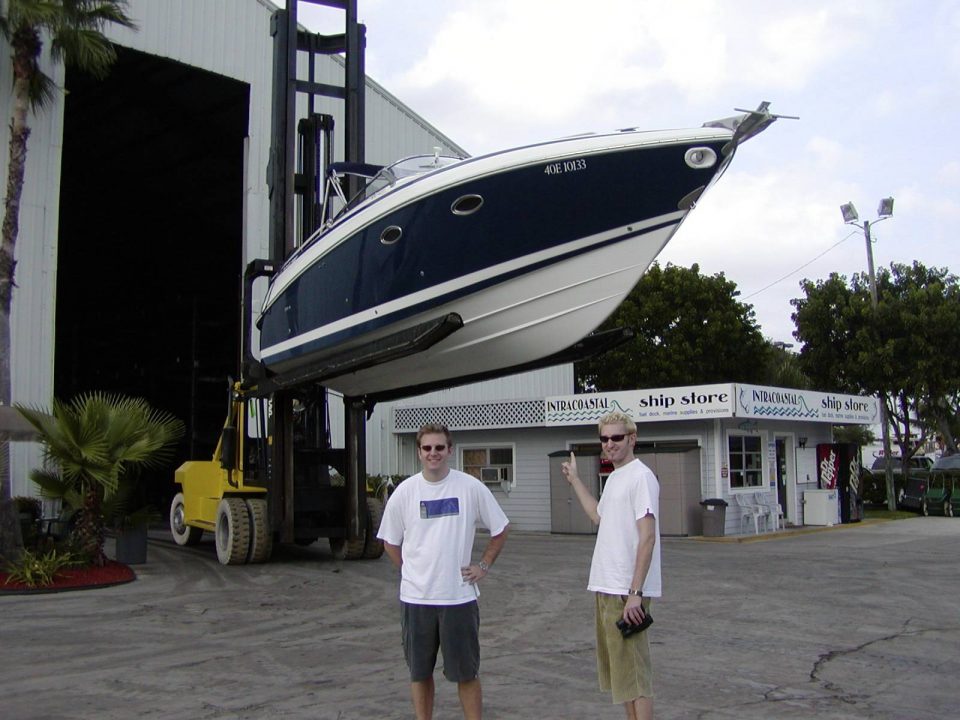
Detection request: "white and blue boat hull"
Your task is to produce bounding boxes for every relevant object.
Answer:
[257,114,769,397]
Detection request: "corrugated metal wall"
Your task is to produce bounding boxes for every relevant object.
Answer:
[0,33,66,494]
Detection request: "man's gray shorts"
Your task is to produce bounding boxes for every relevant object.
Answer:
[401,601,480,683]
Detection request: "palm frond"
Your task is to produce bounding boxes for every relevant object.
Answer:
[29,466,70,498]
[18,392,182,501]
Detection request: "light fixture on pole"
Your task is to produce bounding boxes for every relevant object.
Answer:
[841,196,896,510]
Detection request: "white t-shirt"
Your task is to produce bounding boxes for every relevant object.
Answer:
[587,458,661,597]
[377,468,510,605]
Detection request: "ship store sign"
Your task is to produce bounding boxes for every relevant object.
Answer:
[545,384,734,426]
[735,384,879,424]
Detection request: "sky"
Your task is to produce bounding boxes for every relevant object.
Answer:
[291,0,960,347]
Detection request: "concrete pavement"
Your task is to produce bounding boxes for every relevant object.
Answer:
[2,517,958,719]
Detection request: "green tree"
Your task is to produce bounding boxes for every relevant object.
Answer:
[832,424,875,447]
[919,393,959,454]
[0,0,135,562]
[792,261,960,496]
[760,343,811,389]
[576,263,771,391]
[16,393,183,566]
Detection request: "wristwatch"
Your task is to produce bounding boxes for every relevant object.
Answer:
[478,560,490,572]
[628,588,643,597]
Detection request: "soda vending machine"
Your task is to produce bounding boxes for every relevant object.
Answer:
[816,443,863,523]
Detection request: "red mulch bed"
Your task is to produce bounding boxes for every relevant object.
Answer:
[0,560,136,594]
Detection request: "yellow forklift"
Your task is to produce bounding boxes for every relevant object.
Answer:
[169,382,385,565]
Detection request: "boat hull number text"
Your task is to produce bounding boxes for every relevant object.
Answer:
[544,158,587,175]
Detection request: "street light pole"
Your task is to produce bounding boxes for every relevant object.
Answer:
[841,199,897,511]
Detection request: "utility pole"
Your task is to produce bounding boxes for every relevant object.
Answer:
[842,199,896,510]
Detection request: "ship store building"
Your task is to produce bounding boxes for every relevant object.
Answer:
[364,365,879,537]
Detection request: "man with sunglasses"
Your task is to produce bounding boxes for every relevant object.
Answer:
[378,422,510,720]
[562,410,661,720]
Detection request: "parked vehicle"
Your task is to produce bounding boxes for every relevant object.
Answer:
[875,455,934,474]
[860,454,933,508]
[922,454,960,517]
[898,475,928,512]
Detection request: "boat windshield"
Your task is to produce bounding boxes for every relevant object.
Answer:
[338,152,462,216]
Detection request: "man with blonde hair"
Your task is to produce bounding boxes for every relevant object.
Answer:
[562,410,661,719]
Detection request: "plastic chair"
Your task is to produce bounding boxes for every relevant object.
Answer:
[752,492,778,531]
[42,506,80,541]
[734,494,763,534]
[769,499,785,531]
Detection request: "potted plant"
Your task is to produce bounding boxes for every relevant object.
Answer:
[16,393,184,566]
[102,477,161,565]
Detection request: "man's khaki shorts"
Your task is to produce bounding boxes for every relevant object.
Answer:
[595,592,654,704]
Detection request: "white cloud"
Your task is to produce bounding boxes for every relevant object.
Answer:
[386,0,876,153]
[937,161,960,185]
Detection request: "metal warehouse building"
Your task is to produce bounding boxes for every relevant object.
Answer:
[0,0,464,499]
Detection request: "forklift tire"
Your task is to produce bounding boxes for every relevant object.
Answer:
[329,534,365,561]
[216,497,251,565]
[169,492,203,546]
[362,497,385,559]
[245,498,273,563]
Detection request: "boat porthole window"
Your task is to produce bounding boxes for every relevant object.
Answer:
[380,225,403,245]
[451,194,484,216]
[684,146,717,169]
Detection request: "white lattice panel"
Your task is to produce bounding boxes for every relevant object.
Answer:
[394,400,544,432]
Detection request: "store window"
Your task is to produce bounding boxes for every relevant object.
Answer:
[462,446,514,488]
[729,434,763,488]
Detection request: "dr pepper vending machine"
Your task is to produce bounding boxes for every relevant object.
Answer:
[816,443,863,523]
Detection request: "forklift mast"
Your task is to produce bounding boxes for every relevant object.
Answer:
[251,0,369,546]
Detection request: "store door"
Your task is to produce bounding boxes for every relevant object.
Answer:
[776,436,793,520]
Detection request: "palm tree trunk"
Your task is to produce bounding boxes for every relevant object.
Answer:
[77,484,106,566]
[0,31,35,563]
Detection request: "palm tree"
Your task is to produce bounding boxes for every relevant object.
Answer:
[17,393,183,565]
[0,0,135,561]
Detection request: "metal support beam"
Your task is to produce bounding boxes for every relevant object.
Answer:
[268,9,298,263]
[344,1,365,197]
[344,396,367,544]
[272,390,296,545]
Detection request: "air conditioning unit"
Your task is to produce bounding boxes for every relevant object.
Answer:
[480,466,504,484]
[480,466,514,495]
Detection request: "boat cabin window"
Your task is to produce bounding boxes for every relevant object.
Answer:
[336,153,462,218]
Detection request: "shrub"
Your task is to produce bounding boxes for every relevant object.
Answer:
[4,548,78,588]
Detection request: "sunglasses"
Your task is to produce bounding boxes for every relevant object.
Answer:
[419,444,447,452]
[599,434,628,444]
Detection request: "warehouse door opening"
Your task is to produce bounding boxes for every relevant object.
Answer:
[56,46,250,508]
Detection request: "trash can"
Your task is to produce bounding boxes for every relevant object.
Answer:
[699,498,728,537]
